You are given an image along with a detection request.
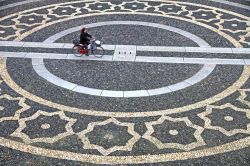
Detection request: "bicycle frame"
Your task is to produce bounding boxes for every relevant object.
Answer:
[72,39,104,58]
[79,49,88,54]
[79,41,96,54]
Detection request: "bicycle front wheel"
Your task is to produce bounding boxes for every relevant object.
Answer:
[93,47,104,58]
[72,45,83,57]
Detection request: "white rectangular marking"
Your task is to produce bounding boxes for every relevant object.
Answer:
[0,51,27,58]
[124,90,149,97]
[101,90,124,97]
[25,53,67,59]
[113,45,136,61]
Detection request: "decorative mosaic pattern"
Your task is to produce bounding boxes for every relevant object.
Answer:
[198,103,250,136]
[10,110,76,144]
[77,118,140,155]
[0,0,249,47]
[143,116,205,151]
[0,0,250,164]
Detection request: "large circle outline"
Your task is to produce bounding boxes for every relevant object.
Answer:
[0,1,249,164]
[0,12,248,117]
[33,20,214,98]
[0,136,250,164]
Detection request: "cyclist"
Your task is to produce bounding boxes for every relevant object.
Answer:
[80,27,93,54]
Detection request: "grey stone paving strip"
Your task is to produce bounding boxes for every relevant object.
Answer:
[32,59,78,90]
[1,41,250,54]
[0,52,27,58]
[28,56,216,98]
[137,46,250,54]
[1,51,250,65]
[25,52,68,59]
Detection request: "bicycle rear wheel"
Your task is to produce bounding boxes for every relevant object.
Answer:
[72,45,83,57]
[93,47,104,58]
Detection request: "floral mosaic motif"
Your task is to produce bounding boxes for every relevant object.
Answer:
[12,13,50,27]
[10,111,77,144]
[119,0,151,12]
[85,2,115,12]
[143,116,205,151]
[187,9,222,22]
[198,103,250,136]
[47,5,81,18]
[0,94,30,123]
[0,25,23,40]
[215,18,249,34]
[155,3,187,15]
[77,118,140,155]
[238,89,250,108]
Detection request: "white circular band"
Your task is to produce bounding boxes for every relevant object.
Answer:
[32,21,215,98]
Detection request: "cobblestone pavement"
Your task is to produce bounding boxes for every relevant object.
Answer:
[0,0,250,165]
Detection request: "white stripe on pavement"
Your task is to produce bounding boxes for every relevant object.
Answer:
[0,51,249,65]
[31,58,216,98]
[1,41,250,54]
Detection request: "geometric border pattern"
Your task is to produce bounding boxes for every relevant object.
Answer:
[10,110,77,144]
[215,18,250,34]
[0,25,23,40]
[47,5,82,18]
[1,58,250,117]
[143,116,206,151]
[0,0,249,163]
[0,1,249,46]
[187,8,222,22]
[77,118,140,155]
[198,103,250,136]
[12,13,51,27]
[0,94,30,123]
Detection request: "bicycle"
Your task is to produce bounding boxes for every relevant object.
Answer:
[72,39,105,58]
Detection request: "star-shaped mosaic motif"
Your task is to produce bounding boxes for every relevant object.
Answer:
[155,3,187,15]
[0,25,23,40]
[77,118,140,155]
[198,103,250,136]
[10,111,76,144]
[143,116,205,151]
[47,5,81,18]
[85,2,115,12]
[0,94,30,123]
[119,0,150,12]
[187,9,222,22]
[12,13,50,27]
[215,18,249,33]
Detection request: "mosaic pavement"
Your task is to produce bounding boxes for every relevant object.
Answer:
[0,0,250,165]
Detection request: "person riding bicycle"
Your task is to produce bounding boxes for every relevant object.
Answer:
[80,27,93,50]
